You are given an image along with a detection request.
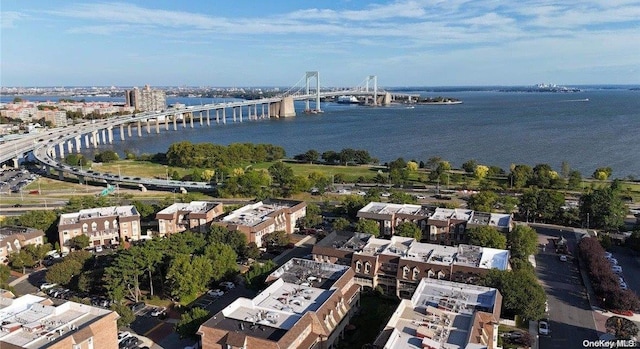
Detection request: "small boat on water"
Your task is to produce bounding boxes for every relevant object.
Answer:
[337,95,359,104]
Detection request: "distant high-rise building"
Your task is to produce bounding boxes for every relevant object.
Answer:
[125,85,166,112]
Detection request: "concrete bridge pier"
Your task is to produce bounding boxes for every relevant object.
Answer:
[58,170,64,181]
[239,106,243,122]
[254,104,258,120]
[12,158,19,168]
[189,113,194,128]
[164,116,169,131]
[107,127,114,144]
[74,136,81,152]
[67,140,73,153]
[48,148,55,159]
[173,115,177,131]
[120,125,125,141]
[58,143,65,159]
[247,105,252,120]
[146,119,151,134]
[222,108,226,124]
[206,110,210,126]
[128,124,132,138]
[232,107,236,123]
[261,104,265,119]
[137,121,142,137]
[215,109,219,124]
[155,119,160,134]
[84,134,90,148]
[199,111,203,126]
[182,113,187,128]
[101,129,107,144]
[92,131,98,148]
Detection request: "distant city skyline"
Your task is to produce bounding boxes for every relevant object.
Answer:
[1,0,639,87]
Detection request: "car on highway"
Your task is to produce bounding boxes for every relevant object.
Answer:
[415,195,426,199]
[538,319,550,335]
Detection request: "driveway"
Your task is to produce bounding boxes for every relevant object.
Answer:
[532,225,599,349]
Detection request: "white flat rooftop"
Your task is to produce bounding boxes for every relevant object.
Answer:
[222,201,291,227]
[157,201,218,215]
[59,205,138,225]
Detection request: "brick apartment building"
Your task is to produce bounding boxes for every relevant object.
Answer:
[156,201,224,236]
[0,294,119,349]
[58,205,141,251]
[0,226,45,264]
[357,202,513,245]
[374,278,502,349]
[198,258,361,349]
[312,233,509,298]
[214,199,306,247]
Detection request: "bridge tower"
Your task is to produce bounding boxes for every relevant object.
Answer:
[305,71,322,113]
[366,75,378,106]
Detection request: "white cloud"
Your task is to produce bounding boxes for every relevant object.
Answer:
[1,11,26,28]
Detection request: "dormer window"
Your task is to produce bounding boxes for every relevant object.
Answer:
[412,267,420,280]
[91,222,97,232]
[364,262,371,274]
[402,266,410,279]
[82,223,88,233]
[355,260,362,273]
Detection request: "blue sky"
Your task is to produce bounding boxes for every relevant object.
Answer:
[1,0,639,87]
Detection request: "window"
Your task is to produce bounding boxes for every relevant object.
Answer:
[91,222,97,232]
[402,266,410,279]
[355,260,362,273]
[364,262,371,274]
[82,223,88,233]
[412,267,419,280]
[113,219,118,229]
[104,221,110,230]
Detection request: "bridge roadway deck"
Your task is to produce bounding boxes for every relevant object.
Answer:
[0,90,383,191]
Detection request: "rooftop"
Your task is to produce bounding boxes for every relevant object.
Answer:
[0,294,113,349]
[358,202,434,218]
[222,201,294,228]
[315,231,371,252]
[379,279,499,349]
[203,259,350,342]
[59,205,139,225]
[157,201,220,215]
[0,226,43,242]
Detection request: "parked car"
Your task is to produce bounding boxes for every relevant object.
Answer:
[207,289,224,297]
[117,331,131,342]
[559,255,567,262]
[94,245,103,253]
[538,319,550,335]
[150,307,166,317]
[220,281,235,290]
[40,283,58,290]
[119,335,140,349]
[130,302,146,312]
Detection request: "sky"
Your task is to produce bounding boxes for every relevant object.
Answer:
[1,0,639,87]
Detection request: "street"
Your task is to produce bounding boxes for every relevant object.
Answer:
[533,225,599,349]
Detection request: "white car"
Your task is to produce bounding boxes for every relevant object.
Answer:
[416,195,426,199]
[40,283,58,290]
[559,255,567,262]
[117,331,131,342]
[207,289,224,297]
[381,192,391,197]
[538,320,550,335]
[150,307,166,317]
[94,245,103,253]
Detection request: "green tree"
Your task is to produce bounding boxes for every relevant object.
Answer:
[299,203,323,228]
[204,243,238,281]
[17,210,58,232]
[244,260,277,290]
[131,200,158,221]
[332,217,351,232]
[263,231,290,248]
[176,307,211,339]
[406,161,419,172]
[0,264,11,287]
[207,225,247,257]
[389,192,418,204]
[606,316,639,340]
[111,302,136,328]
[481,269,546,320]
[8,250,35,274]
[509,164,533,189]
[579,184,626,231]
[268,162,294,187]
[70,235,90,250]
[468,226,507,249]
[46,259,83,285]
[104,249,144,302]
[355,219,380,236]
[244,242,261,260]
[395,222,422,240]
[94,150,119,163]
[166,254,213,302]
[474,165,489,180]
[567,170,582,190]
[462,159,478,173]
[467,191,498,212]
[341,195,366,219]
[593,167,613,180]
[508,225,539,260]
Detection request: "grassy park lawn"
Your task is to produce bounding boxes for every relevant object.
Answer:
[93,160,191,179]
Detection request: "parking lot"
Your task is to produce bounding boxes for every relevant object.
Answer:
[0,168,39,194]
[533,225,599,349]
